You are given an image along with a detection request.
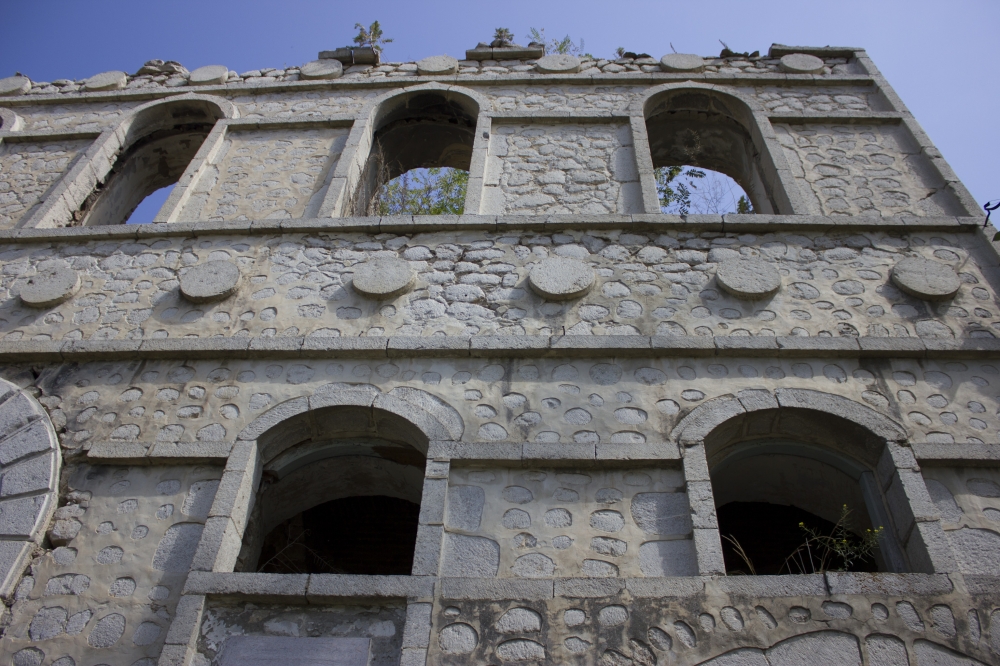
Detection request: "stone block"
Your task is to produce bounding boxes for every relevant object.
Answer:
[0,540,33,599]
[402,602,434,648]
[183,571,310,600]
[775,336,860,356]
[399,648,428,666]
[824,572,953,596]
[550,335,649,355]
[157,643,193,666]
[306,574,434,602]
[209,469,256,534]
[189,516,242,572]
[86,441,149,460]
[555,578,624,598]
[625,577,704,598]
[427,440,522,460]
[215,636,370,666]
[387,336,471,357]
[686,480,718,529]
[674,396,745,446]
[441,577,553,600]
[301,336,389,357]
[905,520,958,574]
[410,524,443,576]
[911,442,1000,463]
[693,528,726,575]
[418,478,447,525]
[146,441,232,460]
[682,444,711,482]
[0,419,55,466]
[470,335,548,356]
[595,441,680,460]
[522,441,595,460]
[164,594,206,645]
[712,574,827,597]
[859,336,925,356]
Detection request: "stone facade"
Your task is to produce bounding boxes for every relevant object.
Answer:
[0,42,997,666]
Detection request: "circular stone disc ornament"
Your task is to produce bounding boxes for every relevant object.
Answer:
[659,53,705,72]
[535,54,581,74]
[716,257,781,299]
[20,267,80,308]
[417,55,459,76]
[529,257,595,300]
[189,65,230,86]
[779,53,825,74]
[180,261,242,303]
[891,257,961,301]
[352,257,415,299]
[299,59,343,80]
[83,71,127,92]
[0,76,31,96]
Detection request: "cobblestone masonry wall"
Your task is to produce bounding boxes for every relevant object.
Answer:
[180,127,349,221]
[1,463,219,666]
[486,123,641,215]
[0,43,997,666]
[0,139,91,228]
[0,230,997,343]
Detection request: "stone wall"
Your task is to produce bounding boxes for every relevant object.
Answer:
[0,139,91,228]
[1,463,219,666]
[180,127,348,222]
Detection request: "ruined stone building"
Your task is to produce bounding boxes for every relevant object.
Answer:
[0,39,997,666]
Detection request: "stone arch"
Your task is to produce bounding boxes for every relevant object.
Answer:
[0,378,60,598]
[673,387,905,466]
[674,389,914,573]
[633,81,800,214]
[325,83,488,217]
[0,107,23,132]
[234,382,461,574]
[25,93,236,228]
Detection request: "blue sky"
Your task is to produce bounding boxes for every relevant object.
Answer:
[3,0,997,211]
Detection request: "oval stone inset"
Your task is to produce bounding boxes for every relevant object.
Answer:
[352,257,415,299]
[891,256,961,301]
[417,55,459,76]
[179,261,242,303]
[535,54,581,74]
[779,53,825,74]
[659,53,705,72]
[20,266,80,308]
[716,257,781,299]
[529,257,595,300]
[188,65,230,86]
[299,59,344,80]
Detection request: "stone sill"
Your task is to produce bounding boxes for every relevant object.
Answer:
[183,571,434,603]
[6,335,1000,364]
[1,214,979,243]
[0,72,878,107]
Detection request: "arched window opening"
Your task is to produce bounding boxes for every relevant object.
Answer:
[711,440,896,575]
[656,165,753,215]
[236,404,430,576]
[78,101,218,225]
[645,89,773,214]
[352,92,476,216]
[124,183,175,224]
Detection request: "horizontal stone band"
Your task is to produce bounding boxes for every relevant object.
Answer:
[5,335,1000,362]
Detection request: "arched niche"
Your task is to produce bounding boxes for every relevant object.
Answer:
[639,84,789,214]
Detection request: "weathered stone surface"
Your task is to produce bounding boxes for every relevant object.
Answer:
[891,256,961,300]
[298,59,344,80]
[417,55,459,76]
[716,257,781,299]
[19,266,80,308]
[0,76,31,96]
[535,54,581,74]
[659,53,705,72]
[217,636,370,665]
[352,256,415,299]
[779,53,825,74]
[179,260,242,303]
[83,70,127,91]
[188,64,230,86]
[528,257,595,300]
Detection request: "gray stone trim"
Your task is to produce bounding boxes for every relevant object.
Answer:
[5,334,1000,364]
[0,107,23,132]
[182,571,435,600]
[768,45,864,58]
[0,74,880,110]
[768,111,905,123]
[427,440,680,462]
[0,212,978,242]
[0,379,60,599]
[673,387,906,446]
[911,442,1000,465]
[20,93,239,229]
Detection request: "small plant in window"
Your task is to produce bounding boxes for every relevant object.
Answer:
[782,505,884,574]
[493,27,515,47]
[656,165,705,215]
[353,21,393,56]
[656,165,754,215]
[377,168,468,216]
[527,27,585,56]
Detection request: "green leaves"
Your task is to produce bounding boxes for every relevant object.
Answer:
[376,168,468,216]
[353,21,393,55]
